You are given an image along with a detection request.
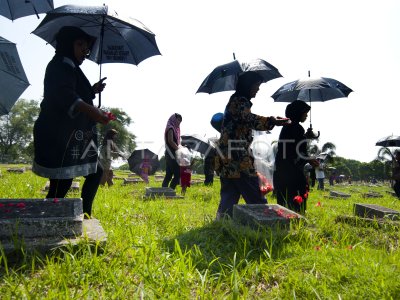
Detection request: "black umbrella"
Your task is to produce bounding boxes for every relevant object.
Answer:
[196,58,282,94]
[376,135,400,147]
[128,148,159,176]
[272,72,352,135]
[181,134,215,155]
[32,4,161,107]
[0,36,30,115]
[0,0,53,21]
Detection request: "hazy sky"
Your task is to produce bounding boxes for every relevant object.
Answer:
[1,0,399,162]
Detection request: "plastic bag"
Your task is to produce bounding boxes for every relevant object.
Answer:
[251,130,276,194]
[175,146,192,166]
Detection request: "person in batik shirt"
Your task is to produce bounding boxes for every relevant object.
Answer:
[215,71,289,218]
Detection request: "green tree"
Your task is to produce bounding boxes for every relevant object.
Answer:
[97,107,136,157]
[0,99,39,163]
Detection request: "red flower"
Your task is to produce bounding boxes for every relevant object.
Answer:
[0,203,4,207]
[105,112,116,121]
[7,203,15,207]
[16,202,26,208]
[53,198,59,203]
[293,195,303,204]
[315,201,322,207]
[303,191,309,199]
[276,209,284,216]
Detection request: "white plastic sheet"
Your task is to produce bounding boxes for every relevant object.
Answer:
[251,130,277,194]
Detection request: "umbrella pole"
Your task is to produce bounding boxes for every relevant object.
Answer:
[98,13,106,108]
[26,1,40,19]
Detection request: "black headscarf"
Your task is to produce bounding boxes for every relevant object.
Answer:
[285,100,311,123]
[235,71,263,99]
[55,26,96,65]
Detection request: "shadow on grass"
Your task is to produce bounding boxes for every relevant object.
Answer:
[162,218,295,272]
[0,239,105,278]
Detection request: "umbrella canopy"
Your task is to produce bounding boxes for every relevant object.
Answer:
[0,36,30,115]
[196,58,282,94]
[32,4,161,106]
[128,148,160,176]
[0,0,53,21]
[272,76,352,131]
[272,77,352,103]
[375,135,400,147]
[181,134,215,155]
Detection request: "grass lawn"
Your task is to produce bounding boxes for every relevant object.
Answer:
[0,166,400,299]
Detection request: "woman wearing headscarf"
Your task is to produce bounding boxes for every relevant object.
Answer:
[273,100,319,213]
[215,71,289,218]
[32,26,111,218]
[162,113,182,189]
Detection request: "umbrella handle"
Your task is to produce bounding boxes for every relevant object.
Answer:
[98,91,101,108]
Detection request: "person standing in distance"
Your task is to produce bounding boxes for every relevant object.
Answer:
[162,113,182,190]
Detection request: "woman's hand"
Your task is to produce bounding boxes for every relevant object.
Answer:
[92,77,107,94]
[267,116,291,130]
[76,101,109,124]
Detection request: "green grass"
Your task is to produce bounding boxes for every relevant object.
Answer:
[1,166,400,299]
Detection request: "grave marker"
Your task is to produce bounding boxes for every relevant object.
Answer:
[7,167,25,173]
[144,187,184,199]
[361,191,383,198]
[354,203,400,220]
[0,198,107,254]
[123,178,144,185]
[233,204,303,230]
[329,190,351,198]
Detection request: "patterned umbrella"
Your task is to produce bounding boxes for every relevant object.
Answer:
[128,148,159,176]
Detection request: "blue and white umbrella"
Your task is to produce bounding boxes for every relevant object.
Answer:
[196,58,282,94]
[32,4,161,106]
[0,36,30,115]
[0,0,53,21]
[272,75,353,132]
[272,77,353,103]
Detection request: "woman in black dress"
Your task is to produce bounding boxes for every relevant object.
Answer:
[32,26,110,217]
[273,100,319,213]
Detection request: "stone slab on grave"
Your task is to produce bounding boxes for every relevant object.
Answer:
[123,178,144,185]
[233,204,303,230]
[0,198,83,239]
[144,187,184,199]
[354,203,400,221]
[7,167,25,173]
[329,190,351,198]
[0,198,107,254]
[386,190,397,197]
[361,191,383,198]
[190,179,203,185]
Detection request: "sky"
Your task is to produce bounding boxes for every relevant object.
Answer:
[1,0,400,163]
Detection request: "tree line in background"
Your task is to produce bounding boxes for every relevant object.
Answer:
[0,99,393,181]
[0,99,136,163]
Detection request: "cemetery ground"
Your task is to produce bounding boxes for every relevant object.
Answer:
[0,165,400,299]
